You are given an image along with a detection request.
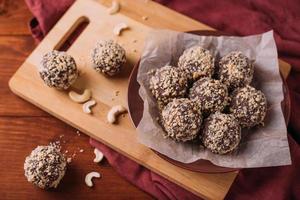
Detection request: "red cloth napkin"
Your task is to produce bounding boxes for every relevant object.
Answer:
[25,0,300,199]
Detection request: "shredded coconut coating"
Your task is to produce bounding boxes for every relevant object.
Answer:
[149,66,188,108]
[39,50,78,90]
[218,51,254,90]
[161,98,202,142]
[178,46,215,81]
[230,85,267,128]
[189,78,228,115]
[202,113,241,154]
[24,144,67,189]
[91,40,126,76]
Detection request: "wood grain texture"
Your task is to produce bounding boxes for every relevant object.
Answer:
[0,117,152,200]
[0,36,47,117]
[0,0,33,35]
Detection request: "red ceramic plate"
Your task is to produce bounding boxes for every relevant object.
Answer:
[127,30,291,173]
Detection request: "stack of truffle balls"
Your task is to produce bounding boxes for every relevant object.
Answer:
[149,47,267,155]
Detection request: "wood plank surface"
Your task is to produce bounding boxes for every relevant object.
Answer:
[0,0,32,35]
[0,117,152,200]
[0,36,47,117]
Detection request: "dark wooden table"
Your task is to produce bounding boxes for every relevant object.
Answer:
[0,0,152,199]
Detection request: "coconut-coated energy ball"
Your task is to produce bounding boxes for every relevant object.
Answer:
[229,85,267,128]
[24,144,67,189]
[202,113,241,154]
[161,98,202,142]
[149,65,188,108]
[91,40,126,76]
[218,51,254,90]
[39,50,79,90]
[189,78,228,115]
[178,46,215,81]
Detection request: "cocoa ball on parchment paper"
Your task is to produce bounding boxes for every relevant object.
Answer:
[218,51,254,91]
[201,112,241,155]
[189,78,228,115]
[91,40,126,76]
[149,65,188,109]
[24,144,67,189]
[178,46,215,81]
[230,85,267,128]
[161,98,202,142]
[39,50,79,90]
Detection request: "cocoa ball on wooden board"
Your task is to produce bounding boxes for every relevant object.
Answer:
[149,65,188,109]
[230,85,267,128]
[24,144,67,189]
[189,78,228,115]
[161,98,202,142]
[201,112,241,154]
[218,51,254,91]
[178,46,215,81]
[91,40,126,76]
[39,50,79,90]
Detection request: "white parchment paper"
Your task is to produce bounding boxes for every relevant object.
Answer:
[136,30,291,168]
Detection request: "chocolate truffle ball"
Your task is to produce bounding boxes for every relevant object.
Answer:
[178,46,215,81]
[202,113,241,154]
[218,51,254,90]
[149,66,188,108]
[161,98,202,142]
[39,50,79,90]
[91,40,126,76]
[229,85,267,128]
[24,144,67,189]
[189,78,228,115]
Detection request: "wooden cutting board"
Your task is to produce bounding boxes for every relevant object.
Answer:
[8,0,291,199]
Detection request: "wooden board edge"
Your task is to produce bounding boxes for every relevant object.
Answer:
[278,59,291,79]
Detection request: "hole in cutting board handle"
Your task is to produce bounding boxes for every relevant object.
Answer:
[54,16,90,51]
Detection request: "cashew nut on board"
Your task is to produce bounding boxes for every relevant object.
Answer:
[108,1,120,14]
[107,105,127,124]
[69,89,92,103]
[113,23,129,36]
[93,148,104,163]
[82,100,96,114]
[85,172,101,187]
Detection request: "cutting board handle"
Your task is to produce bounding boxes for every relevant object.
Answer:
[53,16,90,51]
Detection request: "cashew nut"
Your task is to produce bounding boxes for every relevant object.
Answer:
[108,0,120,15]
[69,89,92,103]
[113,23,129,36]
[93,148,104,163]
[107,105,127,124]
[85,172,101,187]
[82,100,96,114]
